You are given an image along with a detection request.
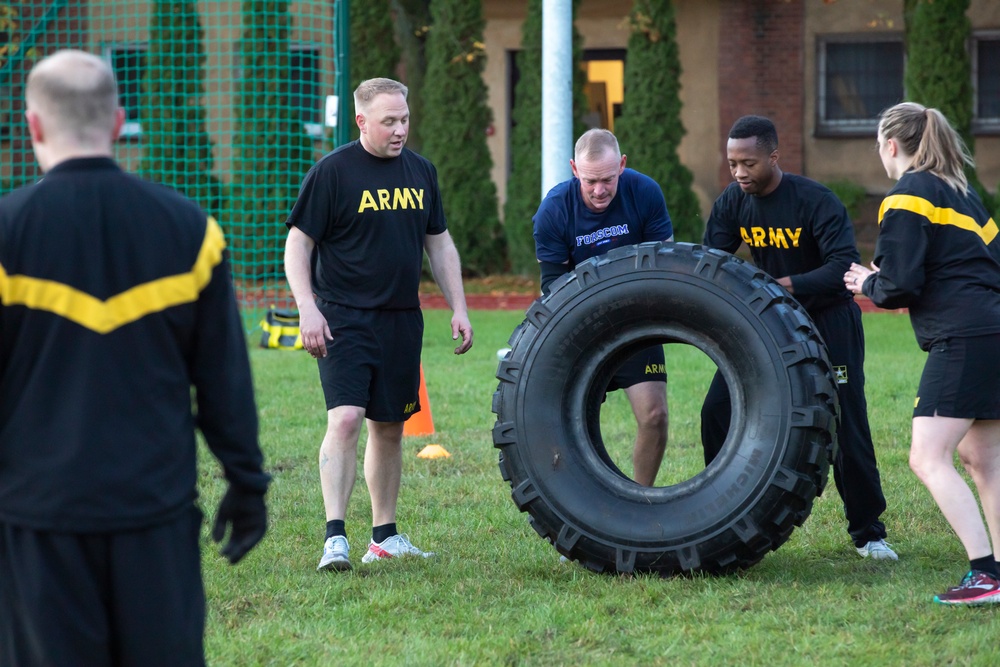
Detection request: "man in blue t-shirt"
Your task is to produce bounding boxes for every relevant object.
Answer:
[533,129,674,486]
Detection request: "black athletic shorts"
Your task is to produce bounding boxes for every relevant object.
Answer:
[316,301,423,422]
[606,344,667,392]
[914,333,1000,419]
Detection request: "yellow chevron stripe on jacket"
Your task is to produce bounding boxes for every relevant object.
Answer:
[0,217,226,334]
[878,194,998,245]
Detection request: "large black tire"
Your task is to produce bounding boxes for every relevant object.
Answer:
[491,242,839,575]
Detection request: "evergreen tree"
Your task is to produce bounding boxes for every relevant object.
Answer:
[349,0,401,141]
[503,0,588,276]
[392,0,431,152]
[904,0,995,214]
[615,0,701,241]
[502,0,544,276]
[0,3,22,70]
[230,0,314,279]
[0,2,40,193]
[421,0,503,275]
[140,1,223,217]
[569,0,590,143]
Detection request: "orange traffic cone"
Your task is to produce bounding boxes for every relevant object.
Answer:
[403,364,435,436]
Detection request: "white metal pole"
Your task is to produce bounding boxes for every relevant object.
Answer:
[541,0,574,199]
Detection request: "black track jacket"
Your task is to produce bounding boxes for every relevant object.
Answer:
[0,158,268,532]
[864,170,1000,350]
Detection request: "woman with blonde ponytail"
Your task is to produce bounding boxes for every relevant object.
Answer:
[845,102,1000,605]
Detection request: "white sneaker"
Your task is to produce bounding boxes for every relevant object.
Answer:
[317,535,351,571]
[856,538,898,560]
[361,533,435,563]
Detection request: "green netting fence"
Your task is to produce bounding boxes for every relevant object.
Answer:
[1,0,349,328]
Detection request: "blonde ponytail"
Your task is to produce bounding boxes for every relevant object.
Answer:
[878,102,973,193]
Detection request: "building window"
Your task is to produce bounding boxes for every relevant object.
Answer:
[582,49,625,133]
[973,32,1000,133]
[104,43,147,138]
[290,44,322,138]
[816,36,904,137]
[232,44,323,138]
[108,43,321,140]
[506,48,625,135]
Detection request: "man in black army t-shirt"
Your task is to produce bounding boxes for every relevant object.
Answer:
[285,78,473,572]
[701,115,897,562]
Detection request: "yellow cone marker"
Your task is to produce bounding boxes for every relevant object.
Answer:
[417,444,451,459]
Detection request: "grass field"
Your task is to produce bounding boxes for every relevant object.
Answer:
[198,309,1000,666]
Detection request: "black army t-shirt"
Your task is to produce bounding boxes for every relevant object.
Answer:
[704,173,858,314]
[287,141,447,310]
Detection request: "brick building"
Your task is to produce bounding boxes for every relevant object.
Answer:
[482,0,1000,215]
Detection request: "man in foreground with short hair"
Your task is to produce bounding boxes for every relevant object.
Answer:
[0,50,269,666]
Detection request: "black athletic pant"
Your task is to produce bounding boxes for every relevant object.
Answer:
[0,505,206,667]
[701,299,888,546]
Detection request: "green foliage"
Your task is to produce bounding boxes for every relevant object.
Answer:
[569,0,589,143]
[349,0,401,142]
[139,1,224,218]
[825,179,868,221]
[392,0,431,152]
[229,1,314,279]
[503,0,588,277]
[904,0,972,145]
[904,0,996,215]
[0,175,34,198]
[0,2,39,73]
[502,0,543,277]
[615,0,702,242]
[421,0,504,275]
[1,3,39,183]
[0,2,23,70]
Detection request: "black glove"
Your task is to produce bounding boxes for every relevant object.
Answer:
[211,485,267,565]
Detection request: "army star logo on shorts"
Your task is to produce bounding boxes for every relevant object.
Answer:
[834,365,848,384]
